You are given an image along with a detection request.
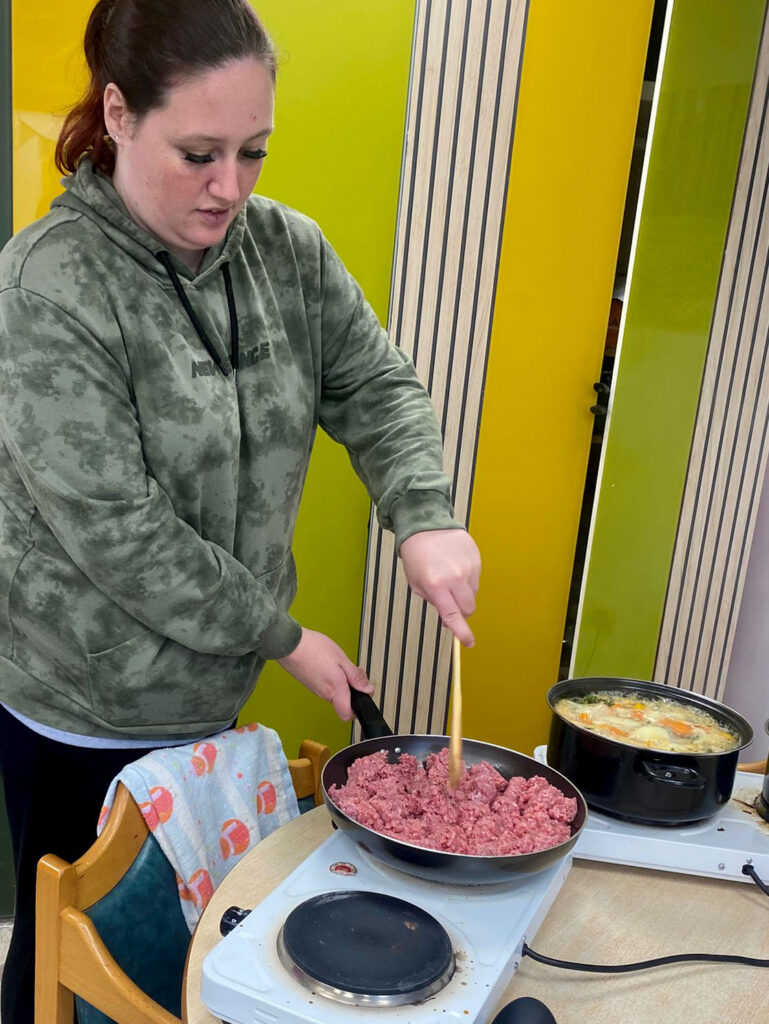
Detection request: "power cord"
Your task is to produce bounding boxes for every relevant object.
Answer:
[521,945,769,973]
[743,862,769,897]
[522,861,769,974]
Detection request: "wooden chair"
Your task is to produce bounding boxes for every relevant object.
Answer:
[35,738,330,1024]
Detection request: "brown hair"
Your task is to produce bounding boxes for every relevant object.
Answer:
[55,0,276,176]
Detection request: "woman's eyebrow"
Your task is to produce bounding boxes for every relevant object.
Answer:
[175,128,273,144]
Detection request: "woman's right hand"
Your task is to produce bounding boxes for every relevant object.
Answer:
[276,628,373,721]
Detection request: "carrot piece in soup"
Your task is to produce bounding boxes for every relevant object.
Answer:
[661,718,694,737]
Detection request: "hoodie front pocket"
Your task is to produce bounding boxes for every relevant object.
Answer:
[87,631,168,725]
[87,630,258,729]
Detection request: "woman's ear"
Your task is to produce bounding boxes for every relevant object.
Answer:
[103,82,130,141]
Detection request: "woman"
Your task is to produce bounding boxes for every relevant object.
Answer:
[0,0,480,1018]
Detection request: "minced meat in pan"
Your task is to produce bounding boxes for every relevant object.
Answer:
[329,747,577,856]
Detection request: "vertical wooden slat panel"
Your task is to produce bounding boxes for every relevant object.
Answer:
[656,6,769,698]
[357,0,528,736]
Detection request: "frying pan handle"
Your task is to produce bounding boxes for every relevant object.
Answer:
[349,688,394,739]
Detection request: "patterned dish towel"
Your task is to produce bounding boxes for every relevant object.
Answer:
[98,722,300,931]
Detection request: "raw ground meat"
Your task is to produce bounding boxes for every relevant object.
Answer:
[329,747,577,856]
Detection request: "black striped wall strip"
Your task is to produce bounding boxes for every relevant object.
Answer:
[366,0,507,735]
[449,0,515,508]
[655,7,769,699]
[356,0,528,739]
[387,0,455,731]
[709,262,769,699]
[713,329,769,697]
[401,0,471,717]
[467,2,528,524]
[694,200,769,694]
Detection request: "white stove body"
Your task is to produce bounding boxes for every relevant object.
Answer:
[201,758,768,1024]
[201,830,572,1024]
[532,750,769,883]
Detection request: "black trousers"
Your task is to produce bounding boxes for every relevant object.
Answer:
[0,705,158,1024]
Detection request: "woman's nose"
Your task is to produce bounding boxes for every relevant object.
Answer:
[209,161,240,203]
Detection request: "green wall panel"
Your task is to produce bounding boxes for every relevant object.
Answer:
[238,1,416,757]
[574,0,766,680]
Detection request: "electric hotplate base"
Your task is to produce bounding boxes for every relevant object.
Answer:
[201,830,571,1024]
[534,748,768,883]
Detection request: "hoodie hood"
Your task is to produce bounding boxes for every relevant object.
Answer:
[51,158,247,286]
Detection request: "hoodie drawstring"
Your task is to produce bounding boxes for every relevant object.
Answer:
[221,262,240,375]
[156,251,238,377]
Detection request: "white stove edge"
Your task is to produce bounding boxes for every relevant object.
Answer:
[533,746,768,884]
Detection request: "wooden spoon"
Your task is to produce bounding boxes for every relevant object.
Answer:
[448,634,463,790]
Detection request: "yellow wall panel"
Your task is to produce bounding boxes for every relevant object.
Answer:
[463,0,654,753]
[12,0,94,228]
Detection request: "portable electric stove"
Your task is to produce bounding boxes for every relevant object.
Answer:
[201,758,768,1024]
[532,748,769,883]
[200,828,572,1024]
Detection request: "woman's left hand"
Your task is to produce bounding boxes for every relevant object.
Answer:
[399,529,481,646]
[276,628,374,721]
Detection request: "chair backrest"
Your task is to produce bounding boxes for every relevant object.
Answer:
[35,738,330,1024]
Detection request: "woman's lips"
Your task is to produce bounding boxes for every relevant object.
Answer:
[197,208,230,226]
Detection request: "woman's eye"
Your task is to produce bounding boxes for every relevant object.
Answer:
[183,150,266,164]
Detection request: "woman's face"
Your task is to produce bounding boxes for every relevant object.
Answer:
[106,57,274,269]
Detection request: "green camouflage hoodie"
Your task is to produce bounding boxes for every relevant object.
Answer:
[0,160,458,739]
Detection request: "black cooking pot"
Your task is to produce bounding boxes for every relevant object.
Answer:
[322,690,587,885]
[547,677,754,825]
[757,718,769,822]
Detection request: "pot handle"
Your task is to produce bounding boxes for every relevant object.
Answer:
[349,688,394,739]
[640,761,706,789]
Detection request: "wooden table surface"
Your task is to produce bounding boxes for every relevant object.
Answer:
[184,804,769,1024]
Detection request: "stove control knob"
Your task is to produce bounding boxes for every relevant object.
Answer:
[220,905,252,936]
[492,998,558,1024]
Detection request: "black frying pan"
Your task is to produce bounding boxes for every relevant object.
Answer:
[321,691,587,885]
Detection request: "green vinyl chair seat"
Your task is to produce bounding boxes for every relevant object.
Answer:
[76,832,188,1023]
[76,792,316,1023]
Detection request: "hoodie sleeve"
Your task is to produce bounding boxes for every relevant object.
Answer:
[317,235,464,550]
[0,286,300,659]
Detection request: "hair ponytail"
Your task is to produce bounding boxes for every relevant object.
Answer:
[55,0,117,174]
[55,0,276,177]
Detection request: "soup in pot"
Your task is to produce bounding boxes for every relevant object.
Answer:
[554,691,740,754]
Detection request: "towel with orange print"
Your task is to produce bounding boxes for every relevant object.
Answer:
[98,722,300,930]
